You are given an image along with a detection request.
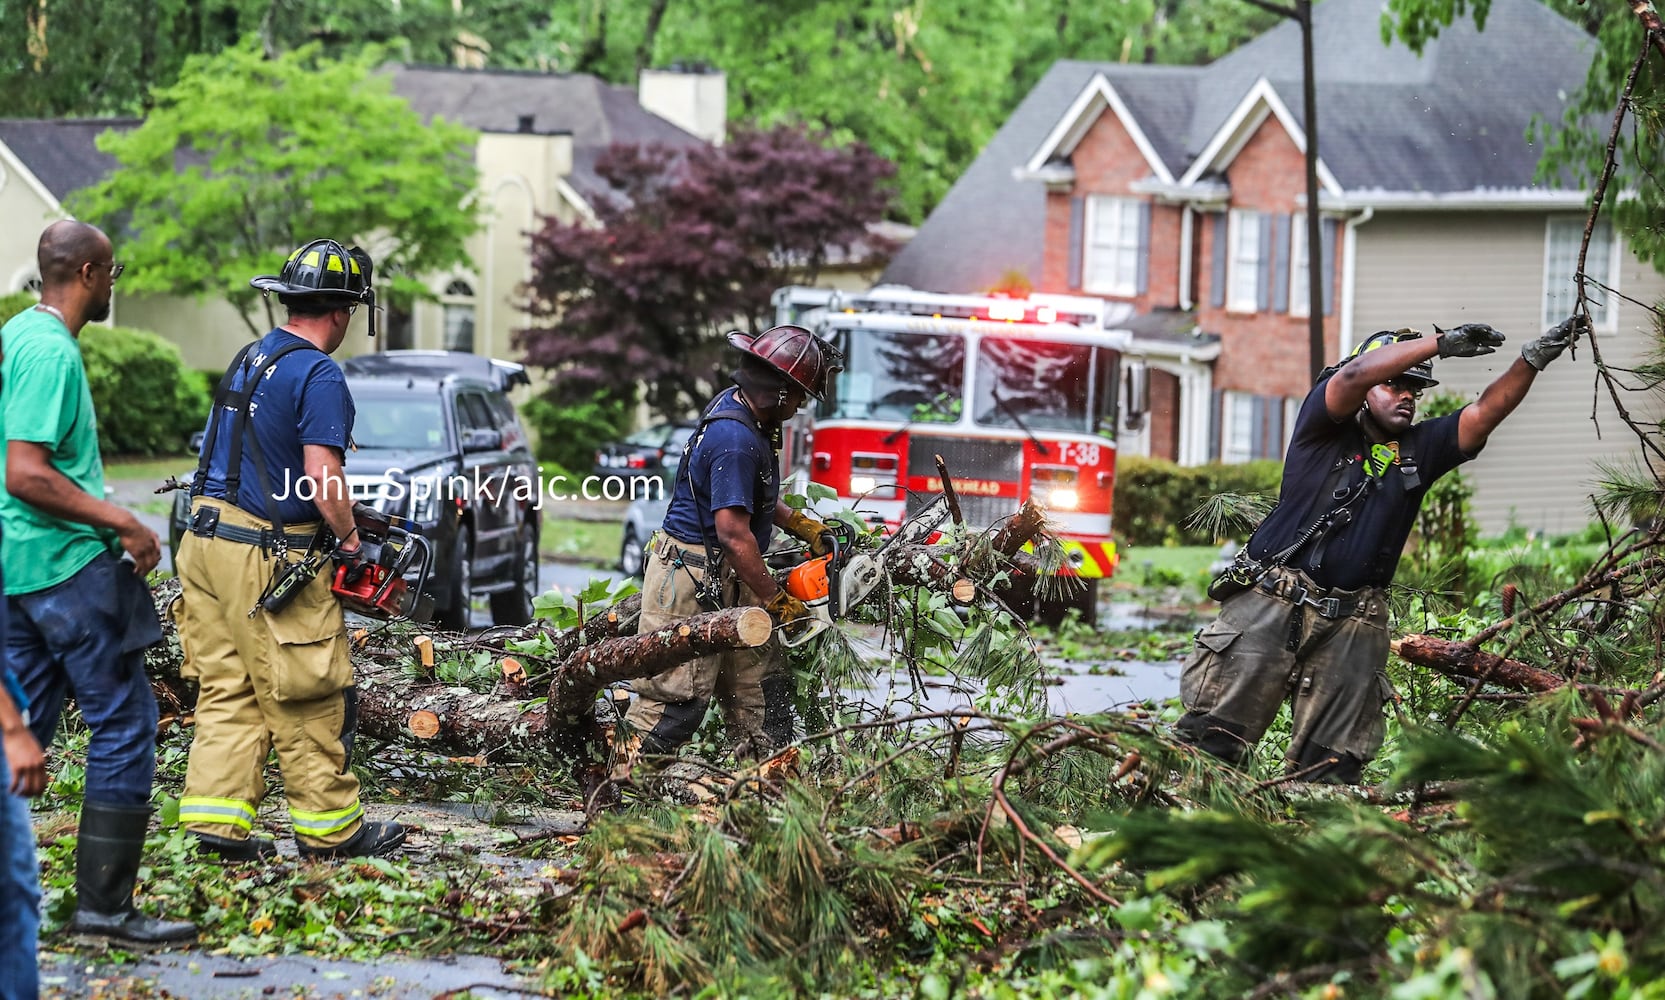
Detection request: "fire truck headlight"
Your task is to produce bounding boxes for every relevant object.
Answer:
[850,474,879,496]
[1048,488,1079,510]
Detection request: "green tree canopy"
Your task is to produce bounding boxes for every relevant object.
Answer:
[70,42,480,334]
[8,0,1281,225]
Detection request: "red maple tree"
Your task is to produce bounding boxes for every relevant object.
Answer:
[516,124,896,417]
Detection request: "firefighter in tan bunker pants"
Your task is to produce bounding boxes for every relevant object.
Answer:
[616,327,840,777]
[174,240,405,861]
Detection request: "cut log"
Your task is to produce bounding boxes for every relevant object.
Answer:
[353,654,553,758]
[409,710,443,740]
[414,635,435,679]
[547,606,774,801]
[1392,634,1567,693]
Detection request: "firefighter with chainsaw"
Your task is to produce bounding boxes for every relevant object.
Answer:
[617,326,841,774]
[1177,316,1586,783]
[175,239,406,861]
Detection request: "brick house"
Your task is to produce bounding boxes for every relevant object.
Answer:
[885,0,1661,533]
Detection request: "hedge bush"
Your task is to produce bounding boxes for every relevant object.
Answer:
[521,388,633,475]
[0,293,211,455]
[1114,455,1283,546]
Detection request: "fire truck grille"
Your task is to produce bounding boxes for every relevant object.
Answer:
[917,494,1022,530]
[906,436,1022,529]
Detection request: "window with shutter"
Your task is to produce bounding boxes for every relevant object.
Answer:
[1226,210,1263,313]
[1221,390,1256,463]
[1084,196,1144,296]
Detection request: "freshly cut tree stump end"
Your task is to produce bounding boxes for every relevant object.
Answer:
[951,579,976,604]
[408,709,442,739]
[736,606,773,646]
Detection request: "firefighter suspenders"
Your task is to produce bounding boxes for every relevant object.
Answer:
[191,339,328,567]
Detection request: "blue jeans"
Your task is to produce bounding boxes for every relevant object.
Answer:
[0,530,41,1000]
[0,749,40,1000]
[9,551,162,807]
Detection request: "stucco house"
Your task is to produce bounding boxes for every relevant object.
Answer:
[0,65,729,371]
[883,0,1657,534]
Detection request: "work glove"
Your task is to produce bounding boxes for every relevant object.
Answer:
[1435,323,1506,358]
[780,509,834,556]
[763,590,811,625]
[332,543,371,587]
[1521,314,1589,370]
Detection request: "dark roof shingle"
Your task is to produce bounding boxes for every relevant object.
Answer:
[0,118,136,202]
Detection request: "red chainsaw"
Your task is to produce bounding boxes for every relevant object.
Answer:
[330,503,435,621]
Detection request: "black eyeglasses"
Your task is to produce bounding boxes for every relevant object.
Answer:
[84,261,123,281]
[1385,378,1423,400]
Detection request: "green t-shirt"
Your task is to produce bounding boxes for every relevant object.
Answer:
[0,308,116,595]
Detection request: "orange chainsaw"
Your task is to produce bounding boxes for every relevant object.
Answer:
[778,495,951,648]
[330,503,435,622]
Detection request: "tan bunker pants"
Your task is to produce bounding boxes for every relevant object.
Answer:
[176,499,365,849]
[621,533,782,765]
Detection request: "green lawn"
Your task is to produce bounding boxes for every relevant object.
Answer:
[105,454,193,481]
[541,517,623,567]
[1111,544,1218,591]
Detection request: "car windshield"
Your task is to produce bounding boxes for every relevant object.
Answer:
[353,395,448,450]
[817,328,966,422]
[972,338,1094,434]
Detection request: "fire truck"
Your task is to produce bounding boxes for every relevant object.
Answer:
[774,284,1145,624]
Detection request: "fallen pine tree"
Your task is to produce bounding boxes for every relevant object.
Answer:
[143,497,1052,789]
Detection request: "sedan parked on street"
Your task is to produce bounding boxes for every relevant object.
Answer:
[593,421,696,483]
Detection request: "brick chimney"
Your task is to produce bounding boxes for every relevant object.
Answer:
[638,63,727,146]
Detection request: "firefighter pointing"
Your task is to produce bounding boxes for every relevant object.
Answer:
[616,326,841,782]
[175,239,406,861]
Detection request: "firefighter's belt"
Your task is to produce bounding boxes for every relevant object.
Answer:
[191,516,319,552]
[652,534,708,568]
[1257,575,1360,620]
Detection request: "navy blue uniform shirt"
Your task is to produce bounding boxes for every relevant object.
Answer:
[661,388,779,554]
[197,329,355,526]
[1247,374,1473,590]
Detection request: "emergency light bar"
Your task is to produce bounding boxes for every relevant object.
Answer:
[833,285,1107,329]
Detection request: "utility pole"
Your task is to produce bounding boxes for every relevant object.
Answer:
[1241,0,1326,381]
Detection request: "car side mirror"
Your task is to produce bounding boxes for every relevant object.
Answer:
[461,428,502,453]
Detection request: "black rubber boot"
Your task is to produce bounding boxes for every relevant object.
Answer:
[1288,741,1366,784]
[298,820,407,860]
[640,698,708,757]
[193,832,279,863]
[760,673,797,750]
[69,802,197,944]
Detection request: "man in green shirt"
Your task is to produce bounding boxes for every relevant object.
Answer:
[1,220,194,944]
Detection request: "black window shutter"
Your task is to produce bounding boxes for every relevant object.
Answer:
[1210,214,1227,308]
[1249,395,1266,459]
[1322,217,1339,316]
[1208,388,1223,461]
[1263,394,1285,459]
[1272,214,1290,313]
[1136,201,1151,295]
[1068,197,1085,290]
[1256,213,1272,312]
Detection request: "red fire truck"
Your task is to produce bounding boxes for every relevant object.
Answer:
[774,285,1145,624]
